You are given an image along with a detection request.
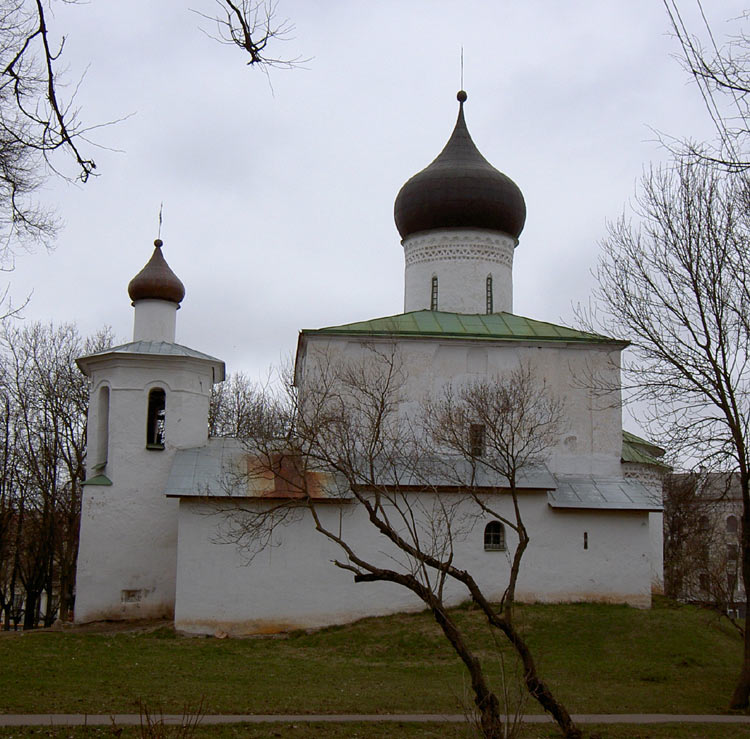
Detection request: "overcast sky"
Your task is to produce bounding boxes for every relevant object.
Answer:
[7,1,747,418]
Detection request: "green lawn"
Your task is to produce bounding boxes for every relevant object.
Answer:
[0,598,744,718]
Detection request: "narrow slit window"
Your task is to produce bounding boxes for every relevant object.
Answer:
[484,521,505,551]
[486,275,493,314]
[469,423,486,457]
[94,386,110,469]
[430,276,438,311]
[583,532,588,550]
[146,388,166,449]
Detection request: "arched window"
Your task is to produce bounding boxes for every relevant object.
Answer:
[486,275,493,314]
[146,388,166,449]
[94,386,110,469]
[484,521,505,551]
[430,276,438,311]
[727,515,738,534]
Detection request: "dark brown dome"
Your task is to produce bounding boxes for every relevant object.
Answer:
[394,92,526,240]
[128,239,185,304]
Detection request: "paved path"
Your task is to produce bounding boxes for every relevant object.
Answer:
[1,713,750,726]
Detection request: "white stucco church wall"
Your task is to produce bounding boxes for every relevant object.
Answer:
[296,334,625,478]
[173,492,652,636]
[403,229,516,314]
[74,91,664,633]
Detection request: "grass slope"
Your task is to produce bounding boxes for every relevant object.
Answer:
[0,599,743,717]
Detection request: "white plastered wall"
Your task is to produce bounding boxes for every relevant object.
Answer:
[75,355,215,623]
[132,299,178,342]
[174,493,652,636]
[172,332,651,635]
[403,229,515,314]
[300,335,624,477]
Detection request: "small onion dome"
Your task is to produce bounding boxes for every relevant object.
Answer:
[394,91,526,240]
[127,239,185,305]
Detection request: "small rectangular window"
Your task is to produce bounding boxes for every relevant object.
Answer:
[469,424,486,457]
[486,275,493,314]
[430,276,438,311]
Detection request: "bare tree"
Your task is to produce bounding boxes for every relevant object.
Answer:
[0,0,301,254]
[217,349,580,739]
[209,371,266,437]
[194,1,305,71]
[663,473,716,601]
[583,159,750,707]
[664,472,745,635]
[662,1,750,170]
[0,321,111,627]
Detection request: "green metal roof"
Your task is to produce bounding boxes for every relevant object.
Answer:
[82,474,112,486]
[621,430,669,468]
[302,310,626,345]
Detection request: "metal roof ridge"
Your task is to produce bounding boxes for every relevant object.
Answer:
[83,339,222,361]
[302,310,627,344]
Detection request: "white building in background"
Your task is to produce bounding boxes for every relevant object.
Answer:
[75,92,664,634]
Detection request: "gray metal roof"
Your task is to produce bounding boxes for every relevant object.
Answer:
[547,476,662,512]
[165,438,242,497]
[165,438,352,501]
[365,456,557,490]
[77,340,225,380]
[165,443,659,512]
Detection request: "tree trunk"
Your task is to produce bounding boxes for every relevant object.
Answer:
[22,591,38,630]
[58,575,73,622]
[43,589,55,627]
[431,604,505,739]
[501,618,581,738]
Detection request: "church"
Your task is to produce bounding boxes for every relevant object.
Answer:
[74,92,664,635]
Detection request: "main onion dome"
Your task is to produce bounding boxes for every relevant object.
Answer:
[128,239,185,305]
[394,91,526,240]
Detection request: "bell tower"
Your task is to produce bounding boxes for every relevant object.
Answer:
[74,240,225,623]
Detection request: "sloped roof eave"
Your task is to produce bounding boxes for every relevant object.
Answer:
[77,340,226,381]
[300,310,628,348]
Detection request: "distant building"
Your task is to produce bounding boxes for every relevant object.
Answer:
[664,472,743,619]
[74,92,664,634]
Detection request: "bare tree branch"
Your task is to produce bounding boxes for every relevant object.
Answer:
[211,350,580,738]
[583,159,750,708]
